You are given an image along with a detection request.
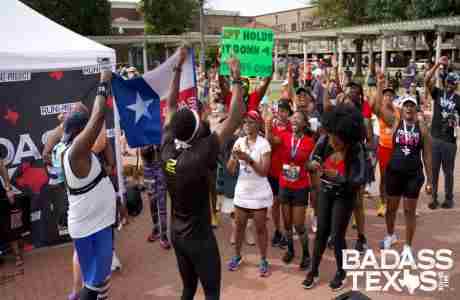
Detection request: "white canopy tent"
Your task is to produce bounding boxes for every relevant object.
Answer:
[0,0,116,72]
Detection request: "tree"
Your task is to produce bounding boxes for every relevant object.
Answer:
[312,0,368,76]
[139,0,199,35]
[21,0,111,36]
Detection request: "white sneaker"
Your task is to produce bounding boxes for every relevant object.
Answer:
[311,216,318,233]
[380,234,398,249]
[111,251,122,272]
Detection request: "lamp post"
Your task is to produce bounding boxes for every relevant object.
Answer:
[199,0,206,73]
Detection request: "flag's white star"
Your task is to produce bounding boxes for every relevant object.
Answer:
[127,92,154,123]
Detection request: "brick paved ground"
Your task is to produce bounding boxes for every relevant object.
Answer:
[1,164,460,300]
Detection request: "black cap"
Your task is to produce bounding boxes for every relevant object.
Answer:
[62,111,89,143]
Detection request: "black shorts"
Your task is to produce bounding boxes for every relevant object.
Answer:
[268,176,279,196]
[279,187,309,207]
[385,167,425,199]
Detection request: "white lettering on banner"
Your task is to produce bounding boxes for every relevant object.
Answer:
[82,65,101,75]
[40,102,77,116]
[13,134,41,165]
[343,249,455,294]
[0,72,31,83]
[30,210,41,222]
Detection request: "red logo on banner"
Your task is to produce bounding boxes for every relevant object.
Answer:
[49,71,64,80]
[15,162,49,194]
[4,108,19,125]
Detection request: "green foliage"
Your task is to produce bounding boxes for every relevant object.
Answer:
[139,0,199,35]
[22,0,111,36]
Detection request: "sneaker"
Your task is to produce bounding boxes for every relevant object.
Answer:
[159,236,171,250]
[299,256,311,270]
[282,250,295,264]
[311,216,318,233]
[377,201,386,217]
[380,234,398,250]
[279,235,288,249]
[228,256,243,271]
[271,230,282,247]
[354,235,368,254]
[111,251,122,272]
[428,200,439,210]
[329,270,347,291]
[441,201,454,209]
[302,271,319,289]
[259,259,271,277]
[147,231,160,243]
[68,292,80,300]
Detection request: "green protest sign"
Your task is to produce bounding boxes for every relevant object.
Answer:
[219,27,274,78]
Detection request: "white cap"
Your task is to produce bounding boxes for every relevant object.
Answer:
[282,80,289,86]
[400,96,417,106]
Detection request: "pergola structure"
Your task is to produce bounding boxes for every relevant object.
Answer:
[89,15,460,76]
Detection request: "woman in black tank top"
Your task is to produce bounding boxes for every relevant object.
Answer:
[373,89,433,257]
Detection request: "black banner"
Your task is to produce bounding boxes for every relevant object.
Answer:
[0,69,116,248]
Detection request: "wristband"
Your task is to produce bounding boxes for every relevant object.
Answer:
[231,79,243,85]
[96,82,110,97]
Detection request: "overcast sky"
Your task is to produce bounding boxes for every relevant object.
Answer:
[113,0,309,16]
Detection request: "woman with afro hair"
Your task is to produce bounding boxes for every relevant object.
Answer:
[302,104,366,291]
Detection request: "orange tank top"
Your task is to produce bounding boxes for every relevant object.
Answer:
[378,109,399,149]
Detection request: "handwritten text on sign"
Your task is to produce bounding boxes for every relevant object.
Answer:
[220,27,274,78]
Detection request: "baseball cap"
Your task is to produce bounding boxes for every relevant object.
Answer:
[62,111,89,143]
[400,96,417,107]
[245,110,263,123]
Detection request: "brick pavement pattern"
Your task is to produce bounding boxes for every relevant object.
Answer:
[1,162,460,300]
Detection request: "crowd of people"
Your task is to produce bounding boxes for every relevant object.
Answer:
[1,45,459,300]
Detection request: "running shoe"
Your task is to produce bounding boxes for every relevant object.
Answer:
[282,250,295,264]
[271,230,282,247]
[441,201,454,209]
[329,270,347,291]
[228,256,243,271]
[279,235,288,249]
[147,231,160,243]
[428,200,439,210]
[111,251,122,272]
[68,292,80,300]
[159,236,171,250]
[354,235,369,254]
[302,271,319,289]
[380,234,398,250]
[259,259,271,277]
[299,255,311,270]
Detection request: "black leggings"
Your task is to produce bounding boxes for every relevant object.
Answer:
[172,232,221,300]
[311,184,354,275]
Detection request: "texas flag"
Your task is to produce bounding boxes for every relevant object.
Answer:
[111,48,197,147]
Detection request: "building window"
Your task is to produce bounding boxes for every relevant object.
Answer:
[275,15,279,25]
[291,23,297,32]
[302,21,308,31]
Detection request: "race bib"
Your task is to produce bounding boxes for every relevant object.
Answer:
[282,164,300,182]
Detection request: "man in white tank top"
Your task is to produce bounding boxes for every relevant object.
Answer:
[61,71,116,300]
